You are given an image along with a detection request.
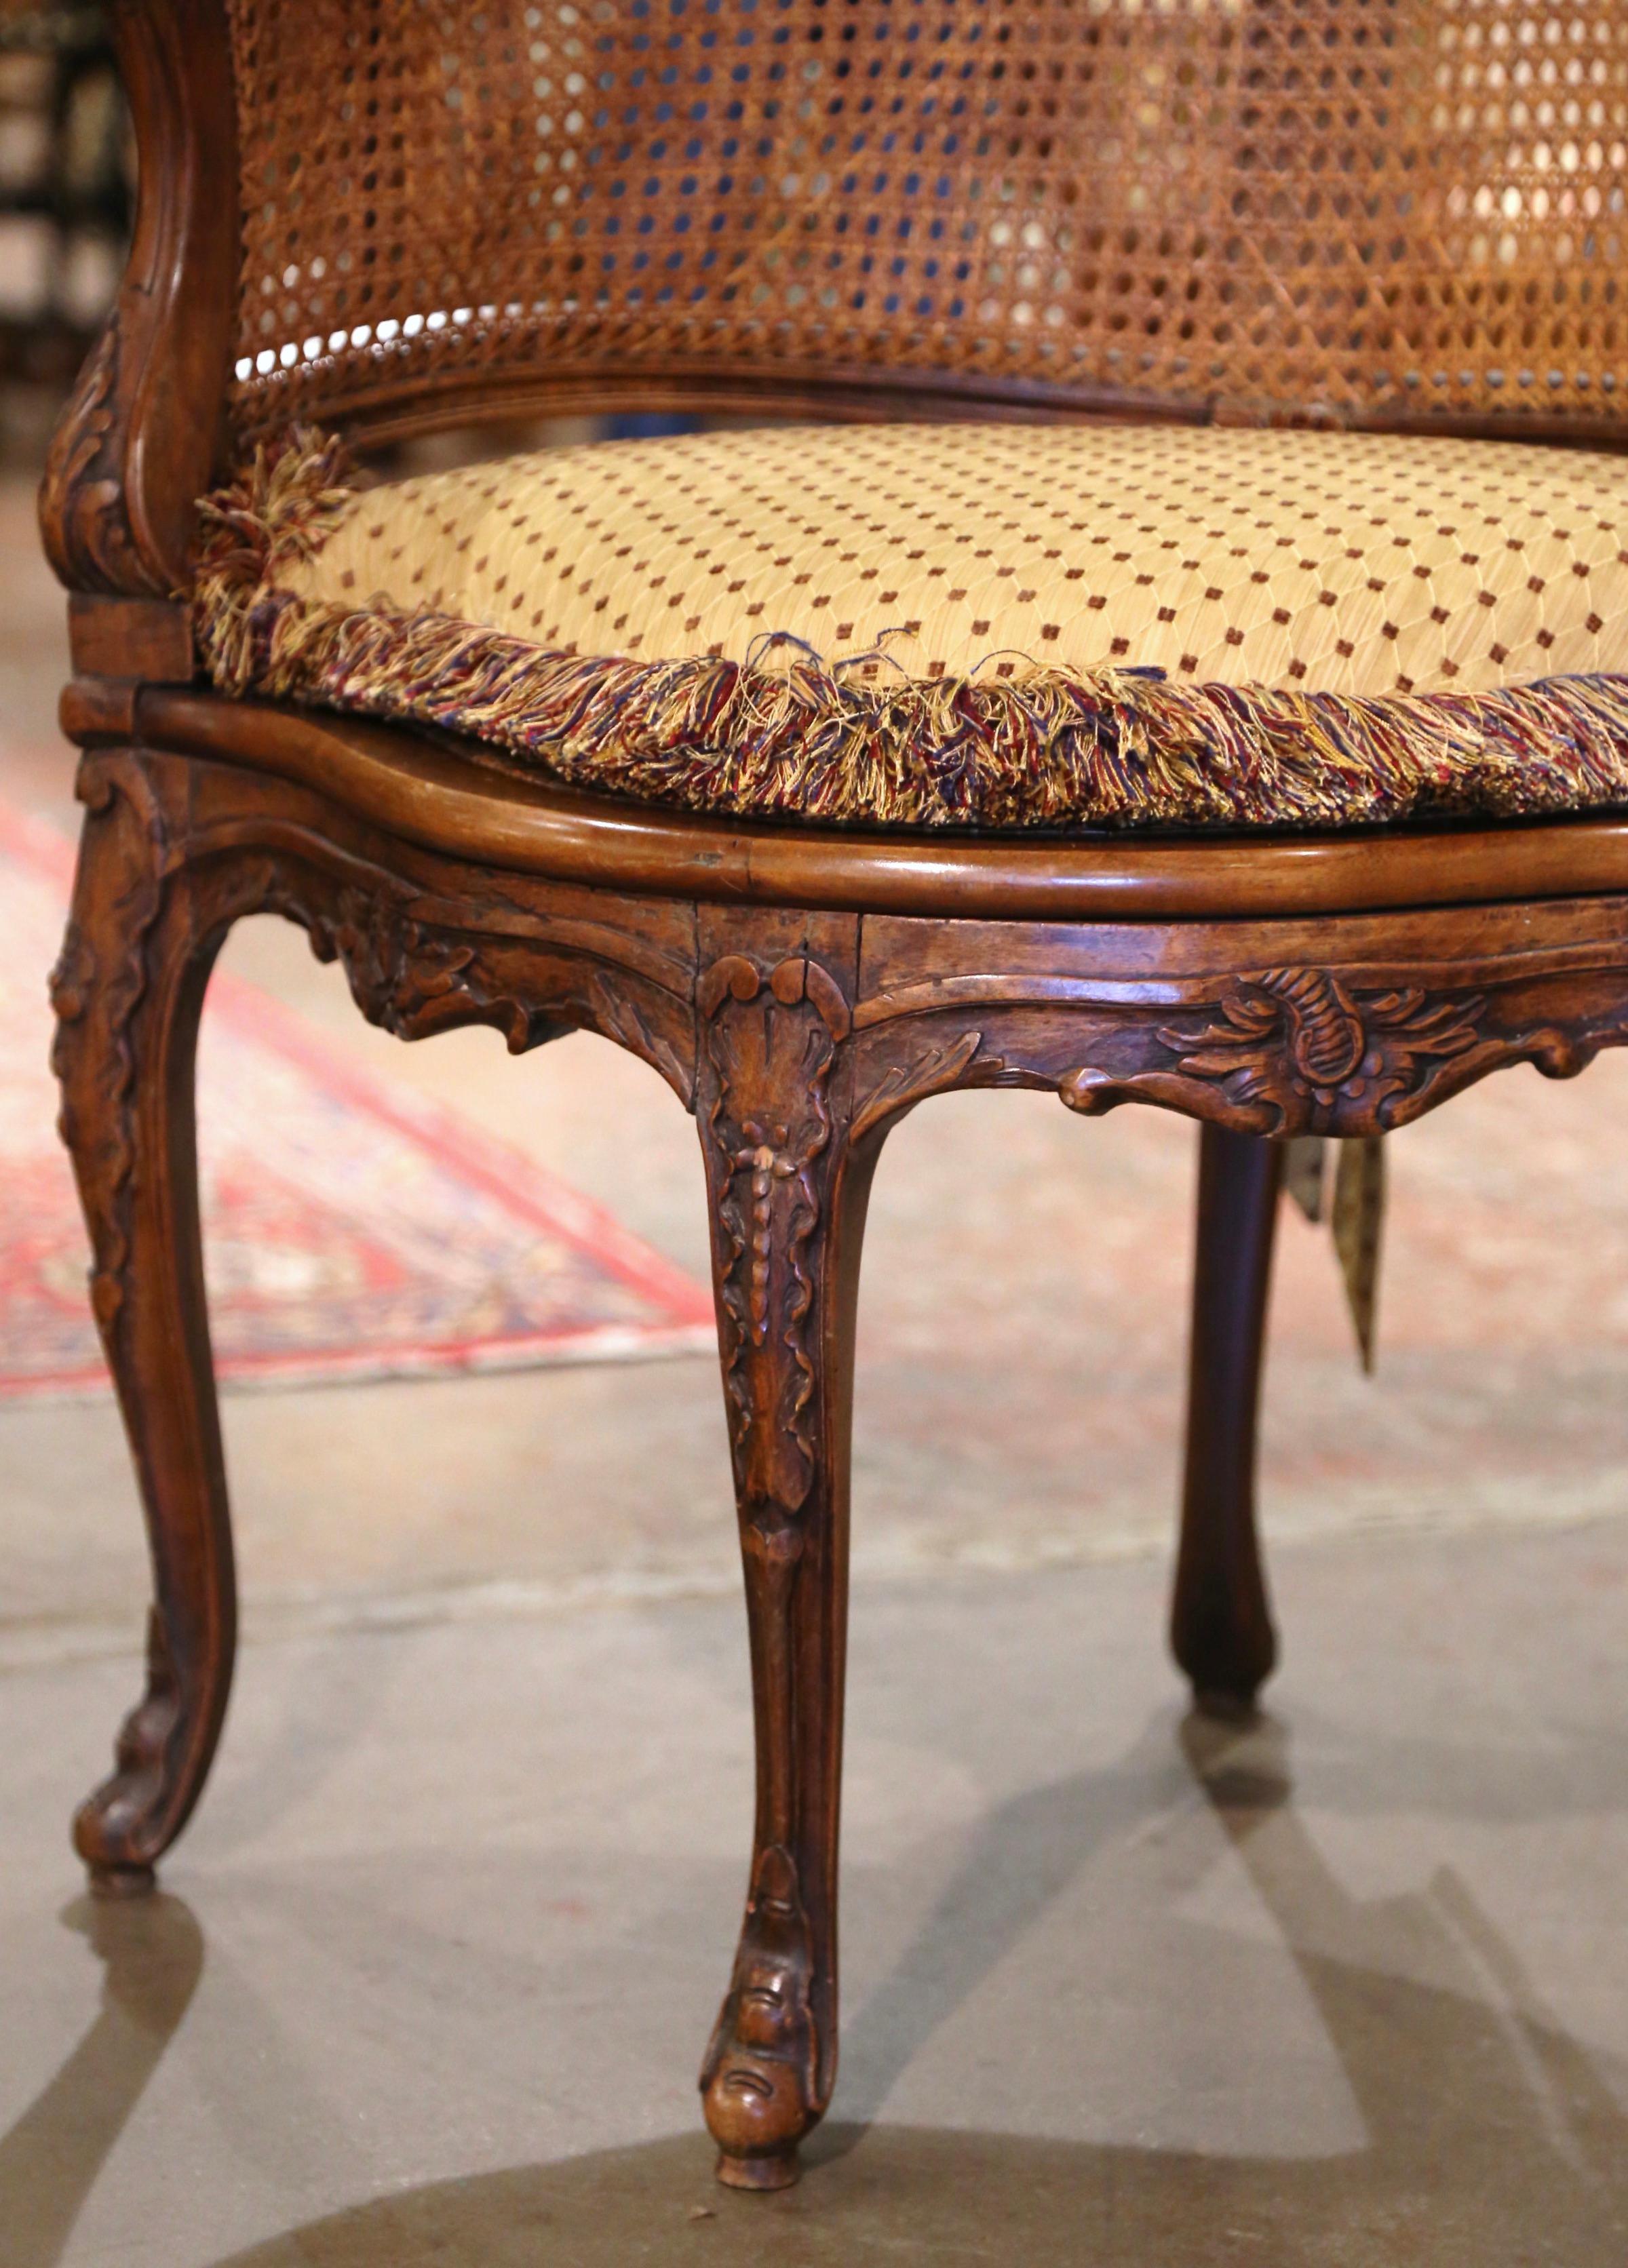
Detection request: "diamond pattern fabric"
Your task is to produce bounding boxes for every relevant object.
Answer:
[284,422,1628,698]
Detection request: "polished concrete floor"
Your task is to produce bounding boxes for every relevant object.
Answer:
[7,1530,1628,2265]
[5,467,1628,2261]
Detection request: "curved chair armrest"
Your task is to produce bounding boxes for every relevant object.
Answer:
[38,0,236,623]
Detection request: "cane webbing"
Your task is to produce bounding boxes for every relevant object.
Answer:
[225,0,1628,443]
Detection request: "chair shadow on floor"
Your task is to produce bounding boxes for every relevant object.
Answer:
[0,1890,204,2268]
[5,1715,1627,2267]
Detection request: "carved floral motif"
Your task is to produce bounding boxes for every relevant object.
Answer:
[695,949,853,2185]
[297,889,554,1053]
[49,768,170,1335]
[701,953,850,1527]
[852,1027,992,1139]
[588,971,691,1099]
[48,751,708,1883]
[1062,964,1488,1135]
[292,888,693,1095]
[39,321,164,597]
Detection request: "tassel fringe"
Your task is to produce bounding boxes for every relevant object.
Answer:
[193,427,1628,833]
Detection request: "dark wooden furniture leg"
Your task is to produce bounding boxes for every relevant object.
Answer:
[692,920,879,2191]
[1172,1125,1283,1719]
[39,707,1628,2197]
[50,765,235,1894]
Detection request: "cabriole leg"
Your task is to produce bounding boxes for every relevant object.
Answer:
[1173,1123,1282,1718]
[50,768,235,1894]
[693,938,875,2192]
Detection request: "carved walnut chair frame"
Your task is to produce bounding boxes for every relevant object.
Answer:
[37,0,1628,2195]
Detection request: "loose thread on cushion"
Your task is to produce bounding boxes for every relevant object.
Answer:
[191,427,1628,835]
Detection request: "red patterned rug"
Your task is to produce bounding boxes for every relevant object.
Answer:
[0,800,713,1400]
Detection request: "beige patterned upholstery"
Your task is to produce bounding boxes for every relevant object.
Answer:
[284,423,1628,700]
[196,420,1628,832]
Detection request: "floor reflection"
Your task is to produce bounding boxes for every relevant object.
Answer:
[201,1716,1628,2267]
[0,1892,203,2268]
[6,1717,1626,2267]
[201,2081,1628,2267]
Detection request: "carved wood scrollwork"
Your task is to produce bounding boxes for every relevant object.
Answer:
[48,745,710,1888]
[39,0,239,603]
[39,324,167,598]
[299,887,564,1055]
[852,1027,994,1139]
[48,766,170,1337]
[51,754,700,1358]
[1058,963,1578,1137]
[221,861,695,1101]
[695,947,853,2181]
[699,951,851,1533]
[587,971,692,1099]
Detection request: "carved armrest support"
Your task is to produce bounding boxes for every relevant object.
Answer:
[39,0,238,651]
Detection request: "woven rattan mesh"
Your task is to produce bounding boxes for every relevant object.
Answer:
[227,0,1628,441]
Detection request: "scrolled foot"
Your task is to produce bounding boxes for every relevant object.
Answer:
[700,1844,823,2191]
[71,1610,189,1886]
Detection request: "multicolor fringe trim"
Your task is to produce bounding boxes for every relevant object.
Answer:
[193,427,1628,834]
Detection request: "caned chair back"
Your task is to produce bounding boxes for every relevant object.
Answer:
[44,0,1628,601]
[227,0,1628,445]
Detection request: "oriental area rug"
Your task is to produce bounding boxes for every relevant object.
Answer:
[0,800,713,1401]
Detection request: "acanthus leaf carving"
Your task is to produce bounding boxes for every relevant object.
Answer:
[851,1027,995,1139]
[587,970,693,1103]
[50,766,170,1337]
[1062,964,1488,1135]
[697,945,853,2183]
[301,890,562,1055]
[40,320,166,598]
[703,953,849,1527]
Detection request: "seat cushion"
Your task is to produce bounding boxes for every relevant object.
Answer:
[195,423,1628,832]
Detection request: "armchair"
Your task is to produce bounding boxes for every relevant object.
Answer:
[39,0,1628,2191]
